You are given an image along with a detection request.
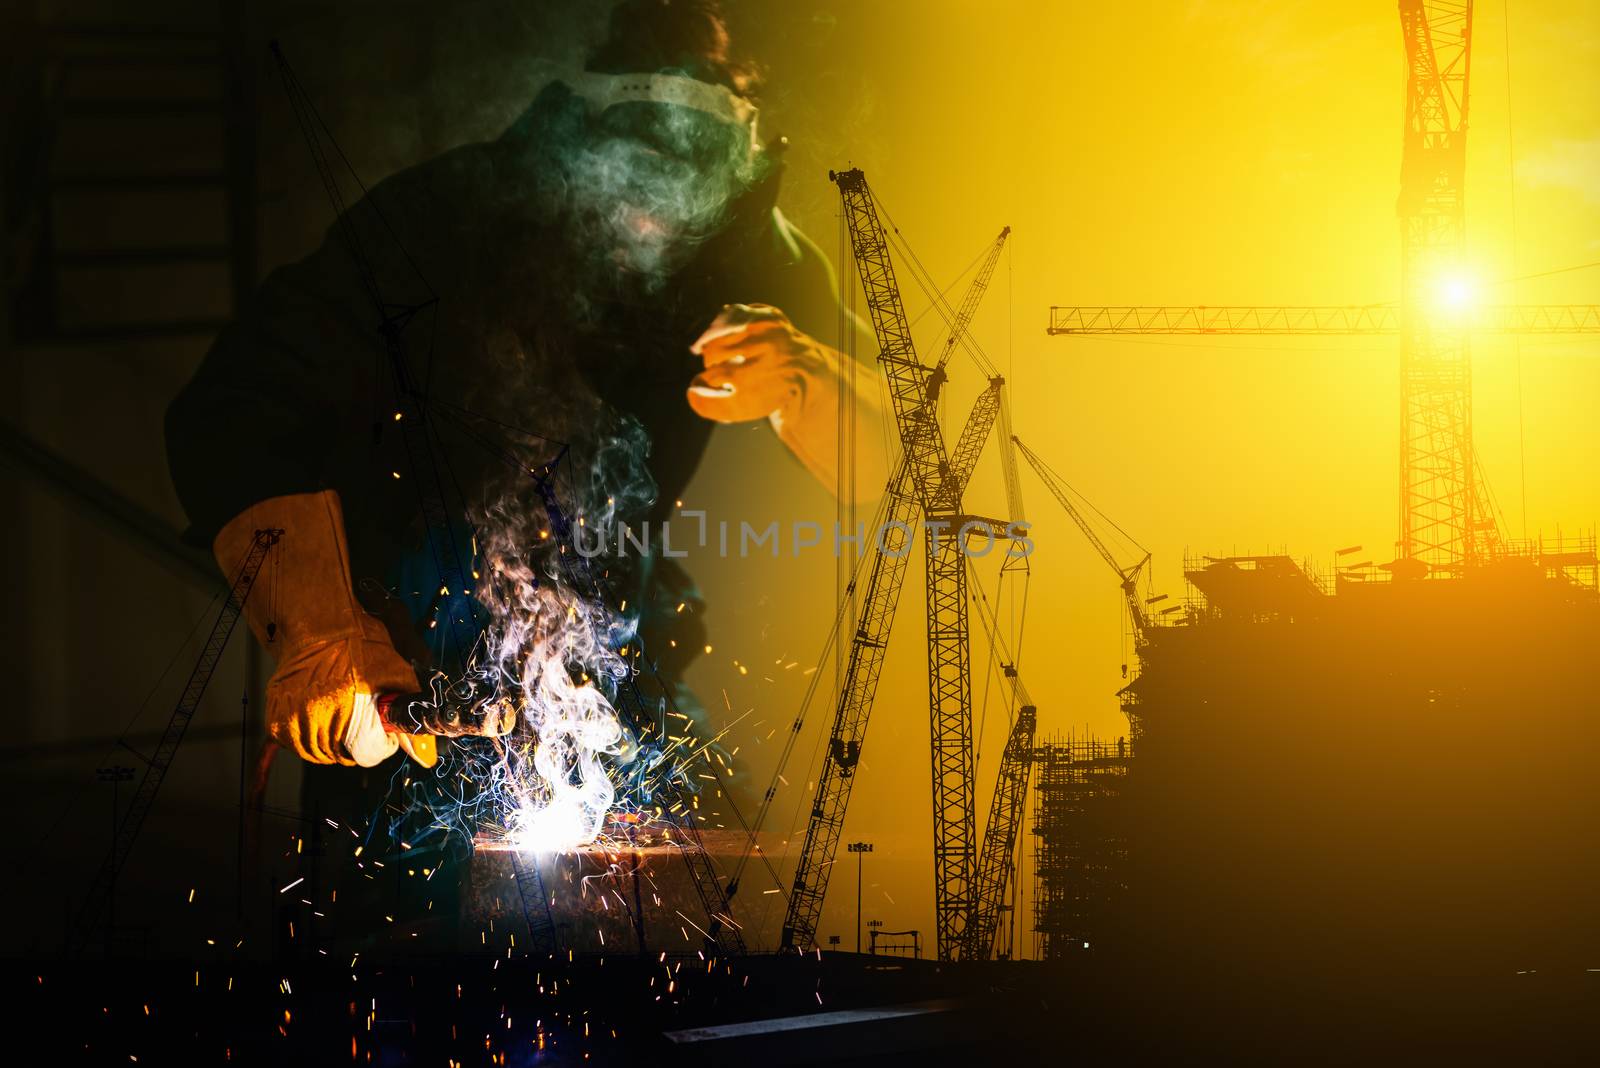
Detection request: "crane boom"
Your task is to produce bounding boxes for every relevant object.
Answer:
[934,228,1010,373]
[964,702,1037,960]
[941,377,1003,507]
[781,466,920,950]
[832,169,949,511]
[933,230,1010,509]
[996,383,1026,527]
[72,527,281,953]
[962,549,1039,961]
[1013,436,1150,636]
[1047,304,1600,335]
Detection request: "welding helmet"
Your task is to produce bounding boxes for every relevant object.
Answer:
[569,70,761,176]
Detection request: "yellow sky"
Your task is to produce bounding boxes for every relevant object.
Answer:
[676,1,1599,952]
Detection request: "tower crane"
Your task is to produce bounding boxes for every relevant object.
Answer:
[1048,2,1600,575]
[780,214,1011,958]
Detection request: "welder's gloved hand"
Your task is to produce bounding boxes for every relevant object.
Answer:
[213,490,438,769]
[688,302,873,497]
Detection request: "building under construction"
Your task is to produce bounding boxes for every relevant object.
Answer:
[1025,0,1600,992]
[1029,735,1130,961]
[1038,540,1600,983]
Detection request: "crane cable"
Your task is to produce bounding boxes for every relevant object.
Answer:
[967,553,1031,743]
[1502,0,1527,539]
[886,224,999,379]
[874,196,1002,379]
[1016,438,1149,565]
[723,477,905,890]
[837,203,850,741]
[741,478,912,937]
[973,556,1029,769]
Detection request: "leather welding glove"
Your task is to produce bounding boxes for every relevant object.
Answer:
[213,490,438,769]
[687,302,885,499]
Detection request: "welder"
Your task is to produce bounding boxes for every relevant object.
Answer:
[166,0,884,783]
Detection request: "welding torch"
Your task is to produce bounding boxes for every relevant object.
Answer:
[377,691,517,739]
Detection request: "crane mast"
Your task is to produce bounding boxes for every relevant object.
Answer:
[934,229,1009,373]
[1397,0,1481,571]
[781,205,1010,957]
[919,505,981,961]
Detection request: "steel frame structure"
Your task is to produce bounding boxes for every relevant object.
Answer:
[1398,0,1479,570]
[1030,736,1131,961]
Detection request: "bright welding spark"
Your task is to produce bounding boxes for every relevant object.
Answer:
[470,502,631,856]
[386,427,740,873]
[500,632,627,855]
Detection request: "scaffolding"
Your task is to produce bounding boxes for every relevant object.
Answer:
[1334,532,1600,594]
[1182,532,1599,622]
[1030,734,1131,960]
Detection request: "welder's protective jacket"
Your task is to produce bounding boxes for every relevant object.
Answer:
[166,81,850,683]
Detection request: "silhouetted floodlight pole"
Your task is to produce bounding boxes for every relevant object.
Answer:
[847,841,874,953]
[96,765,135,955]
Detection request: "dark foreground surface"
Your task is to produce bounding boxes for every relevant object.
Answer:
[7,951,1597,1065]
